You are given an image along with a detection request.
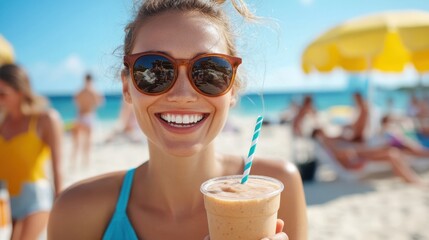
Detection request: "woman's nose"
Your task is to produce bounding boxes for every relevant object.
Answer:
[166,66,198,103]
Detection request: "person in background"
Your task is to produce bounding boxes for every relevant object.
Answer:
[312,128,427,185]
[280,98,300,125]
[404,93,429,144]
[384,97,396,118]
[0,64,63,240]
[70,73,104,167]
[292,95,317,136]
[339,92,369,143]
[48,1,307,239]
[292,93,368,142]
[104,99,143,143]
[379,115,429,157]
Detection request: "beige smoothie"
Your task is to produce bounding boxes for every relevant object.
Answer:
[200,175,284,240]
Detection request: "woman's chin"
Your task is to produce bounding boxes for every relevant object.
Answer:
[163,143,205,158]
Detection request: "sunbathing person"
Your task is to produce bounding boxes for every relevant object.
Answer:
[380,115,429,158]
[312,128,426,185]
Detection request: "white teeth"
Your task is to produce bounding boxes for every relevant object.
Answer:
[160,113,204,125]
[183,115,189,124]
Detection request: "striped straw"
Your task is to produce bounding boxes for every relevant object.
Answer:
[241,115,264,184]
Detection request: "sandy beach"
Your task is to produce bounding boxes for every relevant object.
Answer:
[58,115,429,240]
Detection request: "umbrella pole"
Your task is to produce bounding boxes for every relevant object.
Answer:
[365,57,377,138]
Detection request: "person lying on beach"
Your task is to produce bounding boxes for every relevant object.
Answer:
[48,1,307,239]
[312,128,427,185]
[379,115,429,158]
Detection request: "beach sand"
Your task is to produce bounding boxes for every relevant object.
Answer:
[57,115,429,240]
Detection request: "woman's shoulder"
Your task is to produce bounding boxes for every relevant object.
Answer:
[251,157,301,183]
[35,108,61,123]
[33,109,62,131]
[222,155,301,184]
[56,171,126,209]
[49,171,127,238]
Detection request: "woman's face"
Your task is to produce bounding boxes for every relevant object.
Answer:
[122,11,236,157]
[0,80,22,113]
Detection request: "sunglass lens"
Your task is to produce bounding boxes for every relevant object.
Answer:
[133,55,174,94]
[192,57,233,95]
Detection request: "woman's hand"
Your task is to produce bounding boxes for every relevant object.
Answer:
[204,219,288,240]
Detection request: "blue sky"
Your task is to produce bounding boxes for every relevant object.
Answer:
[1,0,429,95]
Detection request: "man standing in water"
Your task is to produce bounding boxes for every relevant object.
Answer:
[71,73,104,168]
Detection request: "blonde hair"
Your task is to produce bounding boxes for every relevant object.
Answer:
[0,64,48,116]
[122,0,258,92]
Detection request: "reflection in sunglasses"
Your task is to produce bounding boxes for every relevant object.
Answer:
[134,58,175,93]
[193,57,231,94]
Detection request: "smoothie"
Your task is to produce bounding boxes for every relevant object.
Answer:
[200,175,284,240]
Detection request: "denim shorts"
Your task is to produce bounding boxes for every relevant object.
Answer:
[10,180,53,220]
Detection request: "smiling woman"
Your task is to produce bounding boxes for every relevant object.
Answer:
[47,1,307,240]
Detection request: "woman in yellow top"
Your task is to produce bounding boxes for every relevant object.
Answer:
[0,64,63,240]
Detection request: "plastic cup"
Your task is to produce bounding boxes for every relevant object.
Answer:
[200,175,284,240]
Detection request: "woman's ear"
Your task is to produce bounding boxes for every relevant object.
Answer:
[230,95,237,107]
[230,87,238,107]
[121,70,132,104]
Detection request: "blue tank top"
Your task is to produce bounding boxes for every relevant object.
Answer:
[103,168,138,240]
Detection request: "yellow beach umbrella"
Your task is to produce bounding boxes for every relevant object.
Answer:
[0,35,15,66]
[302,10,429,74]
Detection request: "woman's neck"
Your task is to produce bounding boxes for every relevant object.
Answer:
[139,141,223,219]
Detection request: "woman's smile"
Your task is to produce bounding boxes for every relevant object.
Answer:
[155,112,209,132]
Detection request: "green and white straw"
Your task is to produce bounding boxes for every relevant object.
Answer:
[241,115,264,184]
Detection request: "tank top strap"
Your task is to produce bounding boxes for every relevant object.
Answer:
[28,114,39,132]
[114,168,136,214]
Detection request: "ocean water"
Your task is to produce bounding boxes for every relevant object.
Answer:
[47,89,412,122]
[237,89,411,118]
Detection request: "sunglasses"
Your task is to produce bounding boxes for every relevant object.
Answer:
[124,52,242,97]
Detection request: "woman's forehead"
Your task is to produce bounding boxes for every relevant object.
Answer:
[132,11,228,58]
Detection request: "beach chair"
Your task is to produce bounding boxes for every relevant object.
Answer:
[313,139,429,181]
